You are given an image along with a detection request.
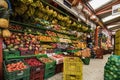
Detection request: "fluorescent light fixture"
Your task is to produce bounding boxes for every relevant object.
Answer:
[112,29,120,32]
[107,24,119,29]
[102,14,120,22]
[89,0,112,10]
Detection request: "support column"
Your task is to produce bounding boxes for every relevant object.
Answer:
[94,26,99,46]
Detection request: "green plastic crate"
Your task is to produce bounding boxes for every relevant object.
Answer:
[45,66,55,74]
[37,54,56,70]
[3,50,20,60]
[4,59,30,80]
[44,70,55,79]
[81,57,90,65]
[5,76,29,80]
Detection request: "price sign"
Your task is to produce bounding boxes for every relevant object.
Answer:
[112,4,120,15]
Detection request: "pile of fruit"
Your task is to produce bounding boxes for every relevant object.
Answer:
[59,38,71,43]
[4,33,40,51]
[0,0,11,38]
[52,54,64,59]
[6,61,27,72]
[9,24,23,31]
[73,42,86,49]
[24,58,43,67]
[39,57,53,63]
[104,55,120,80]
[74,48,91,57]
[10,0,91,32]
[46,31,57,37]
[38,35,53,42]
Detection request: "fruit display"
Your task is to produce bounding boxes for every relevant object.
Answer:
[9,24,23,30]
[39,57,53,63]
[38,35,53,42]
[0,18,9,28]
[49,54,64,64]
[57,33,70,39]
[59,38,72,43]
[104,55,120,80]
[73,42,86,49]
[4,33,40,52]
[2,29,11,37]
[46,31,57,37]
[74,48,90,57]
[6,61,27,72]
[41,44,53,49]
[10,0,91,32]
[24,58,43,67]
[0,0,8,9]
[57,43,69,49]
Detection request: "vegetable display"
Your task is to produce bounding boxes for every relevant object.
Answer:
[104,55,120,80]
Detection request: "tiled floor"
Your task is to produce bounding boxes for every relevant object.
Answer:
[47,54,111,80]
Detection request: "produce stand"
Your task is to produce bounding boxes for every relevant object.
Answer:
[0,0,116,80]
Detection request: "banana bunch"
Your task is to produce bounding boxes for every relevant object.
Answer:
[14,3,27,15]
[20,0,33,5]
[26,6,35,17]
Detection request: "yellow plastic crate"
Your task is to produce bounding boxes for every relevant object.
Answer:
[116,50,120,56]
[64,57,82,63]
[63,74,82,80]
[63,57,82,75]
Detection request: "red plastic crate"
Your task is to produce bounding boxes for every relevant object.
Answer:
[24,58,45,80]
[55,63,63,74]
[30,69,44,80]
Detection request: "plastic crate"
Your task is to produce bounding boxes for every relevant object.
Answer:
[63,74,82,80]
[55,63,63,74]
[44,70,55,79]
[24,58,44,72]
[37,55,56,70]
[64,57,82,63]
[63,57,82,75]
[5,76,29,80]
[24,58,45,80]
[30,69,44,80]
[3,50,20,60]
[81,57,90,65]
[4,59,30,80]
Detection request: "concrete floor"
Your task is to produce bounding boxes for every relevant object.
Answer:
[47,54,111,80]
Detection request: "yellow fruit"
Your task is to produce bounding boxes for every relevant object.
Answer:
[0,0,8,9]
[2,29,11,37]
[0,18,9,28]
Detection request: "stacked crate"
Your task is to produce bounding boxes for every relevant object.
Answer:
[24,58,44,80]
[63,57,83,80]
[4,59,30,80]
[38,55,56,79]
[115,30,120,55]
[3,49,20,60]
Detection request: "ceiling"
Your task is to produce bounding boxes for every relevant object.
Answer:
[86,0,120,32]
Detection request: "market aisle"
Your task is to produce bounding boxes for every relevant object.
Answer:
[47,54,111,80]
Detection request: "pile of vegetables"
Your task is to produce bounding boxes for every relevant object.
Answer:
[104,55,120,80]
[0,0,11,37]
